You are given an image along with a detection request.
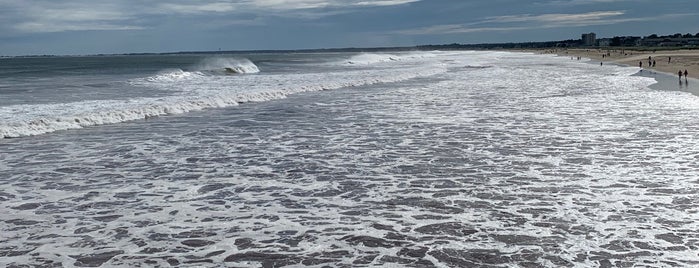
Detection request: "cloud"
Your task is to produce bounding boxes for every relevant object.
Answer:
[482,11,625,24]
[544,0,628,5]
[395,10,696,35]
[15,22,144,33]
[247,0,419,9]
[0,0,421,33]
[354,0,420,7]
[246,0,332,10]
[396,24,532,35]
[4,1,142,33]
[158,2,237,14]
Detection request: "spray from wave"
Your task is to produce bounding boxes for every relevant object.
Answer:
[133,58,260,86]
[196,57,260,74]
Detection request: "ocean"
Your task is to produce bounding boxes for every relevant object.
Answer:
[2,51,699,267]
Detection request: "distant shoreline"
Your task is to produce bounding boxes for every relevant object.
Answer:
[514,48,699,80]
[509,48,699,96]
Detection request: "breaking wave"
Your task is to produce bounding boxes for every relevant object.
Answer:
[196,57,260,74]
[0,64,447,138]
[143,58,260,84]
[344,52,438,65]
[145,69,205,83]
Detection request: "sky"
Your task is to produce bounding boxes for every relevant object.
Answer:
[0,0,697,56]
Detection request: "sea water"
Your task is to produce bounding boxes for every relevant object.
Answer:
[2,51,699,267]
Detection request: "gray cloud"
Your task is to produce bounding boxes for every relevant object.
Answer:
[157,2,237,14]
[395,10,695,35]
[354,0,420,6]
[1,1,140,33]
[0,0,421,33]
[543,0,629,5]
[483,11,625,24]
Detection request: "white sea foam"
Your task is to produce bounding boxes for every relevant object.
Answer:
[0,51,659,139]
[0,55,448,138]
[196,57,260,74]
[146,69,205,83]
[343,51,438,65]
[4,51,699,267]
[143,58,260,85]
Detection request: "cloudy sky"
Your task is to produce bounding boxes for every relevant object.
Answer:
[0,0,697,55]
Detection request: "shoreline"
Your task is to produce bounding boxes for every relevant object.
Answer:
[514,48,699,96]
[538,48,699,79]
[635,68,699,96]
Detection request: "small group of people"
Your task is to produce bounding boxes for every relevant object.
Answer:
[641,57,656,68]
[679,69,689,80]
[639,61,656,68]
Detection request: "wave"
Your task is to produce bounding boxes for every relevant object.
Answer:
[130,57,261,88]
[0,65,447,139]
[344,52,438,65]
[144,58,261,84]
[145,69,205,83]
[196,57,260,74]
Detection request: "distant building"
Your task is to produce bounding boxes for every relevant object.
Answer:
[597,38,611,47]
[582,33,596,46]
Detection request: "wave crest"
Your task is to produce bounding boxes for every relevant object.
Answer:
[344,52,438,65]
[146,69,204,83]
[1,65,447,139]
[197,57,260,74]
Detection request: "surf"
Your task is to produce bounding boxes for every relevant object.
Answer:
[0,55,448,139]
[196,57,260,74]
[342,51,439,65]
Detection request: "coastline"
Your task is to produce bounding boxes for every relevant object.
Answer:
[555,48,699,79]
[514,48,699,96]
[635,68,699,96]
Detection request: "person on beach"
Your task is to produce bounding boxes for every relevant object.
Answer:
[639,61,643,68]
[652,60,656,67]
[669,56,672,63]
[685,70,689,80]
[679,70,683,80]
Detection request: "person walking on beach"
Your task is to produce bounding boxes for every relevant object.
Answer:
[639,61,643,68]
[679,70,683,80]
[685,70,689,80]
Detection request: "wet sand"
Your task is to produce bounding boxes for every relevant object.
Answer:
[515,48,699,96]
[546,48,699,79]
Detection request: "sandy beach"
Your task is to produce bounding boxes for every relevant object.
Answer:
[541,48,699,79]
[509,47,699,96]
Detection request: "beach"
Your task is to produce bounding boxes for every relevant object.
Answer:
[546,48,699,79]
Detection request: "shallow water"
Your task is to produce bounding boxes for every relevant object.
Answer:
[2,51,699,267]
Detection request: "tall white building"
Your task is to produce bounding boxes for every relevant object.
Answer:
[582,33,596,46]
